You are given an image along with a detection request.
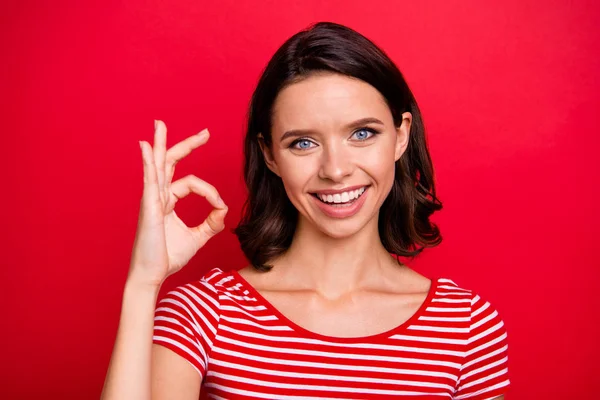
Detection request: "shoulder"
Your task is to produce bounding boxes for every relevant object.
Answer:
[153,268,237,378]
[438,279,511,397]
[156,268,235,319]
[434,277,509,340]
[158,267,255,311]
[436,277,505,311]
[153,267,242,347]
[162,267,237,297]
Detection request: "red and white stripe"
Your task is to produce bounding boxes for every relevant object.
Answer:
[153,268,510,399]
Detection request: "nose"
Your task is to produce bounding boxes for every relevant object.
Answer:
[318,142,354,182]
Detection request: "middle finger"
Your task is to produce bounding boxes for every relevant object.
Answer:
[165,129,210,186]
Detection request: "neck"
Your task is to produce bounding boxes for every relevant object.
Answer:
[276,214,398,299]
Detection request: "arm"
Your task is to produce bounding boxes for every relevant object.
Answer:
[100,281,159,399]
[101,280,201,400]
[151,344,201,398]
[101,120,226,399]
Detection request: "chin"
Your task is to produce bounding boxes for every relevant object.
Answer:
[314,219,372,240]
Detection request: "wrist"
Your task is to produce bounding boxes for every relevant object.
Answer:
[125,266,165,293]
[124,273,162,298]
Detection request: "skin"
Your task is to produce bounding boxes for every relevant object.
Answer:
[239,71,432,338]
[102,122,227,400]
[101,72,505,399]
[242,72,503,398]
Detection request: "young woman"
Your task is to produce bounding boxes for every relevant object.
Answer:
[102,22,510,400]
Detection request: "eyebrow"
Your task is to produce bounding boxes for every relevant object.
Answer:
[280,117,385,142]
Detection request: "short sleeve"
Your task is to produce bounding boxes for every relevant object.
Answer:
[153,277,221,378]
[454,294,510,399]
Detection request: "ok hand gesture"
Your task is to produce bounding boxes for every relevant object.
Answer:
[128,120,228,288]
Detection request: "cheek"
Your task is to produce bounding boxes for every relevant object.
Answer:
[368,159,396,185]
[362,143,397,191]
[277,157,314,194]
[365,138,397,171]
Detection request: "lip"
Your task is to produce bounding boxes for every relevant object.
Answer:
[311,184,369,196]
[311,186,369,219]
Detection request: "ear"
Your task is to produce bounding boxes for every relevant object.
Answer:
[394,112,412,161]
[257,133,281,176]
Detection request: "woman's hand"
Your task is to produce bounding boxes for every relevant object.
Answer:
[127,120,228,288]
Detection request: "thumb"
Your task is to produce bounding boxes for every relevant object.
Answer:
[191,207,228,248]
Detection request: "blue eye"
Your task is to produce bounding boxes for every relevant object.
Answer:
[291,139,316,150]
[290,128,378,150]
[352,128,377,141]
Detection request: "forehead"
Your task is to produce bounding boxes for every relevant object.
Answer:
[271,72,391,132]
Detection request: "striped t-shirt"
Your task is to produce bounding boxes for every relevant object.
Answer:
[153,267,510,399]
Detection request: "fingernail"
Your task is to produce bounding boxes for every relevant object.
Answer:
[216,196,225,206]
[198,128,209,136]
[154,120,158,129]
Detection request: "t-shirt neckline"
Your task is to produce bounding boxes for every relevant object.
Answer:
[230,269,439,344]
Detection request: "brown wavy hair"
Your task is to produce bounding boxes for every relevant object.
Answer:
[234,21,443,272]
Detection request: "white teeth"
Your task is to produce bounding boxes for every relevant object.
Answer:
[317,187,367,204]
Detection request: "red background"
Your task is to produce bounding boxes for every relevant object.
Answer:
[2,1,599,398]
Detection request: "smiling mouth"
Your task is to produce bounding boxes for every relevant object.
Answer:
[311,186,368,205]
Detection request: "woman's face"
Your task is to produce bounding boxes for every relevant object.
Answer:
[262,72,412,239]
